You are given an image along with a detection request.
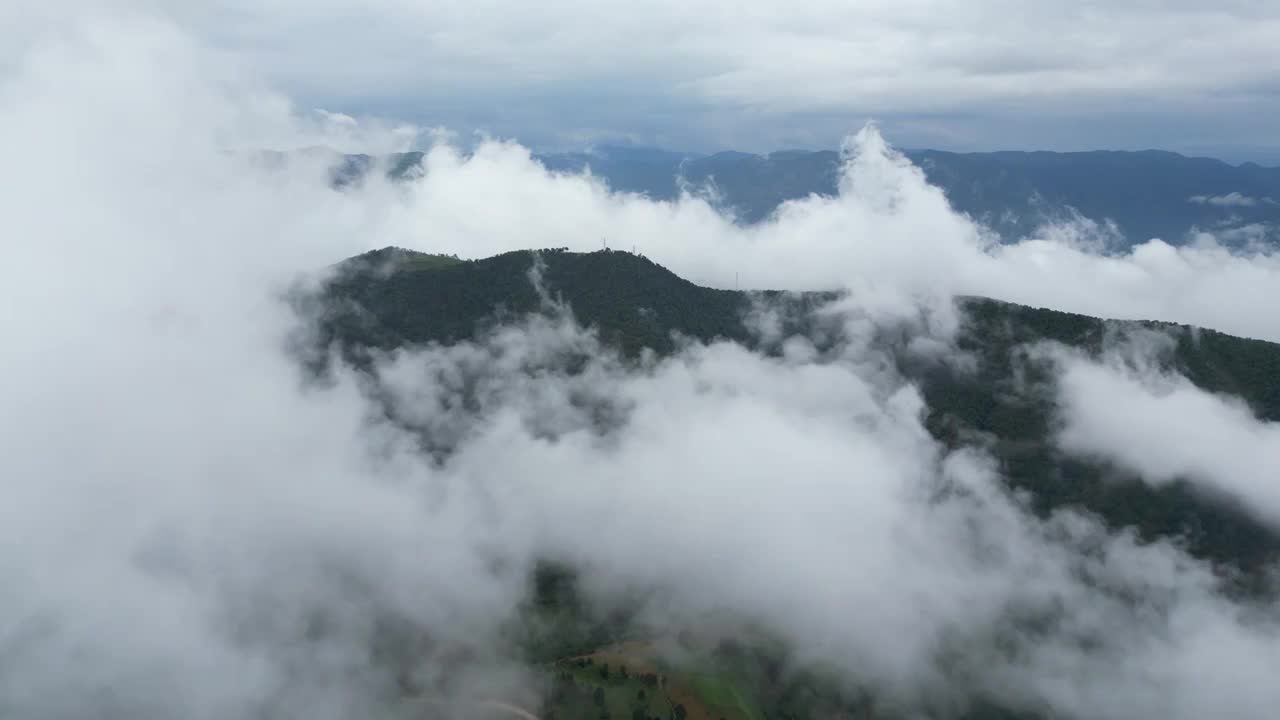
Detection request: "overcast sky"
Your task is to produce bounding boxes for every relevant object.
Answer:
[9,0,1280,160]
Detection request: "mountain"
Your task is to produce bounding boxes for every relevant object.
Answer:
[342,147,1280,245]
[301,247,1280,720]
[309,247,1280,574]
[535,146,1280,244]
[907,149,1280,245]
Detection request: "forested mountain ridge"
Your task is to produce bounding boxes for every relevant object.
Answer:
[309,247,1280,575]
[298,246,1280,720]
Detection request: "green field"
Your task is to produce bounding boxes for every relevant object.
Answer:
[685,674,764,720]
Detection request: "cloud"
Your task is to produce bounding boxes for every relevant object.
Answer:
[1052,345,1280,531]
[1189,192,1265,207]
[5,0,1280,152]
[0,20,530,718]
[3,14,1280,720]
[214,1,1280,111]
[373,312,1280,719]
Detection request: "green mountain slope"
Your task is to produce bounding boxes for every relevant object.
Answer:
[304,247,1280,719]
[315,247,766,358]
[310,247,1280,575]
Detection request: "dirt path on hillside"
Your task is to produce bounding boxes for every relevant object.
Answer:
[477,699,540,720]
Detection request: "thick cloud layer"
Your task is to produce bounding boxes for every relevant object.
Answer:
[2,15,1279,720]
[372,310,1280,719]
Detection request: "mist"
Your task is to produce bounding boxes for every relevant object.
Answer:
[2,13,1279,720]
[1052,343,1280,531]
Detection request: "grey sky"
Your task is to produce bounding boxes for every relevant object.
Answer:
[8,0,1280,160]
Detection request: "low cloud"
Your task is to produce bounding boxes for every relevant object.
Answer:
[1052,344,1280,531]
[370,309,1280,719]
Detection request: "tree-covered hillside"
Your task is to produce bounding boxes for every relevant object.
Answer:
[302,247,1280,720]
[314,246,765,359]
[310,247,1280,576]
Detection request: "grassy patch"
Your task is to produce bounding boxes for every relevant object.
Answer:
[685,674,763,720]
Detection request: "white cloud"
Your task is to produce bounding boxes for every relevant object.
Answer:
[1053,347,1280,530]
[1189,192,1264,207]
[386,320,1280,719]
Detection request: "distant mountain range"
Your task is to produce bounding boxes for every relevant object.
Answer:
[334,146,1280,246]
